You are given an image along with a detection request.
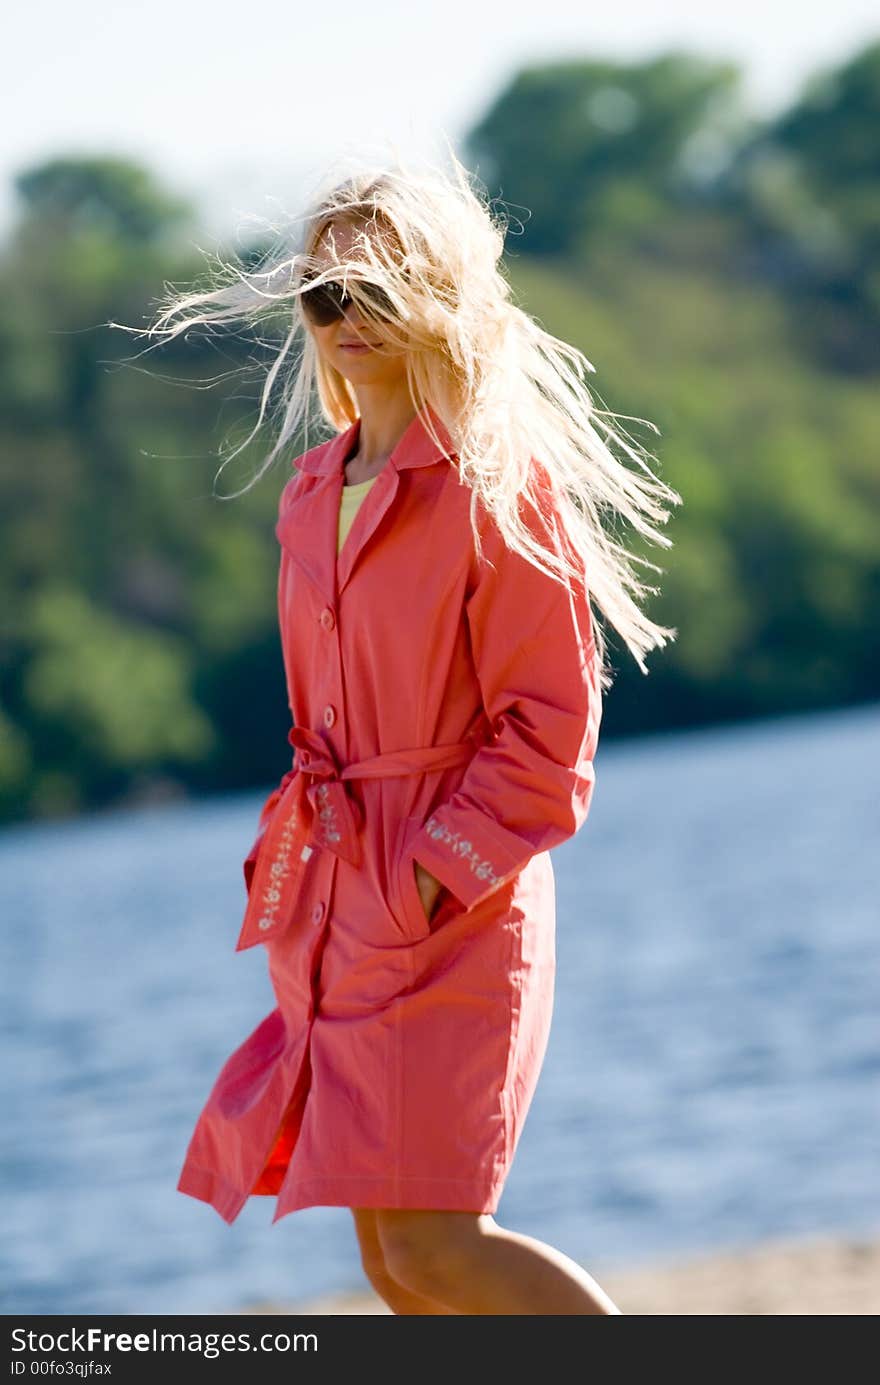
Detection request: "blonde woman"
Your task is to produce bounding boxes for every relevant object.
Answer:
[124,152,679,1315]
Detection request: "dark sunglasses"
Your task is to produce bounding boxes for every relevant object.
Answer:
[299,276,398,327]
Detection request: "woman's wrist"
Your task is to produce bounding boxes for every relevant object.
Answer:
[414,859,445,920]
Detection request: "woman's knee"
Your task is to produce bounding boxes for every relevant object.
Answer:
[375,1210,486,1298]
[351,1208,392,1292]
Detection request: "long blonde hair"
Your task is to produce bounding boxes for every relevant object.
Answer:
[112,145,681,689]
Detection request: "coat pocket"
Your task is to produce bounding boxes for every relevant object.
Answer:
[390,815,434,943]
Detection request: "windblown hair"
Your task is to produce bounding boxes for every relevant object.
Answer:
[114,146,681,688]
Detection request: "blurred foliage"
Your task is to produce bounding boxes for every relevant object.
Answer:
[469,41,880,369]
[468,52,751,256]
[1,41,879,823]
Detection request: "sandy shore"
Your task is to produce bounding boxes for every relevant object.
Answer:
[246,1233,879,1315]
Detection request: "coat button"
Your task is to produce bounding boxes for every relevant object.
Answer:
[319,607,335,631]
[323,704,337,728]
[311,901,326,925]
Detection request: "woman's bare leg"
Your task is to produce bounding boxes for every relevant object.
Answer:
[350,1208,459,1315]
[375,1209,622,1315]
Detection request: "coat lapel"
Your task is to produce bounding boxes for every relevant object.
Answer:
[336,460,400,596]
[274,468,343,607]
[276,405,455,604]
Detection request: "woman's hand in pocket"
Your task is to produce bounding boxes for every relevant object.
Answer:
[414,860,445,923]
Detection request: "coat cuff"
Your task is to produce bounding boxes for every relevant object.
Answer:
[409,800,526,911]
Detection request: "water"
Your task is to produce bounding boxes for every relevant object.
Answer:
[1,701,878,1314]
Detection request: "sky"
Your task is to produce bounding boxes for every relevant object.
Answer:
[3,1,878,242]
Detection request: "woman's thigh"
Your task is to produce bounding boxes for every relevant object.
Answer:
[351,1207,385,1281]
[353,1207,491,1269]
[350,1208,464,1314]
[374,1208,493,1275]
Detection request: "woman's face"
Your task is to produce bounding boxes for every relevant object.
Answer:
[304,219,410,390]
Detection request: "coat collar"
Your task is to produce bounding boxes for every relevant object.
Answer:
[278,402,457,605]
[295,402,456,476]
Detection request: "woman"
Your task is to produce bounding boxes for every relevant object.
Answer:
[129,153,680,1315]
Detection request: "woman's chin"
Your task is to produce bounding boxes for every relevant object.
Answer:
[333,357,405,387]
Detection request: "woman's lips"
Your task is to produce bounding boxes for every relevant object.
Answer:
[339,341,376,353]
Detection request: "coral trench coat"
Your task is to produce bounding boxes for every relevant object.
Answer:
[176,404,602,1224]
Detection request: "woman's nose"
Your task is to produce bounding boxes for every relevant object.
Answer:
[342,301,366,328]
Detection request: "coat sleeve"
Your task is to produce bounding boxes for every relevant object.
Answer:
[408,472,603,911]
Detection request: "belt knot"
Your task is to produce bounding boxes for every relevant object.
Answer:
[235,720,486,951]
[287,726,364,866]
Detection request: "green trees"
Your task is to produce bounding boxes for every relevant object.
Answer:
[2,40,878,823]
[466,53,750,258]
[1,158,289,820]
[467,44,880,730]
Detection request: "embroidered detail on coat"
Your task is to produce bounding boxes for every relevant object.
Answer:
[257,805,299,931]
[422,815,500,884]
[314,782,342,845]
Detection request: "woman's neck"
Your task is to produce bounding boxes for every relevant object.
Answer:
[344,391,419,484]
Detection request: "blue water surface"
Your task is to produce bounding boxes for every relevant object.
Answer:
[1,701,878,1313]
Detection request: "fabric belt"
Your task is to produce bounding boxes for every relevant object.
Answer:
[235,724,484,951]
